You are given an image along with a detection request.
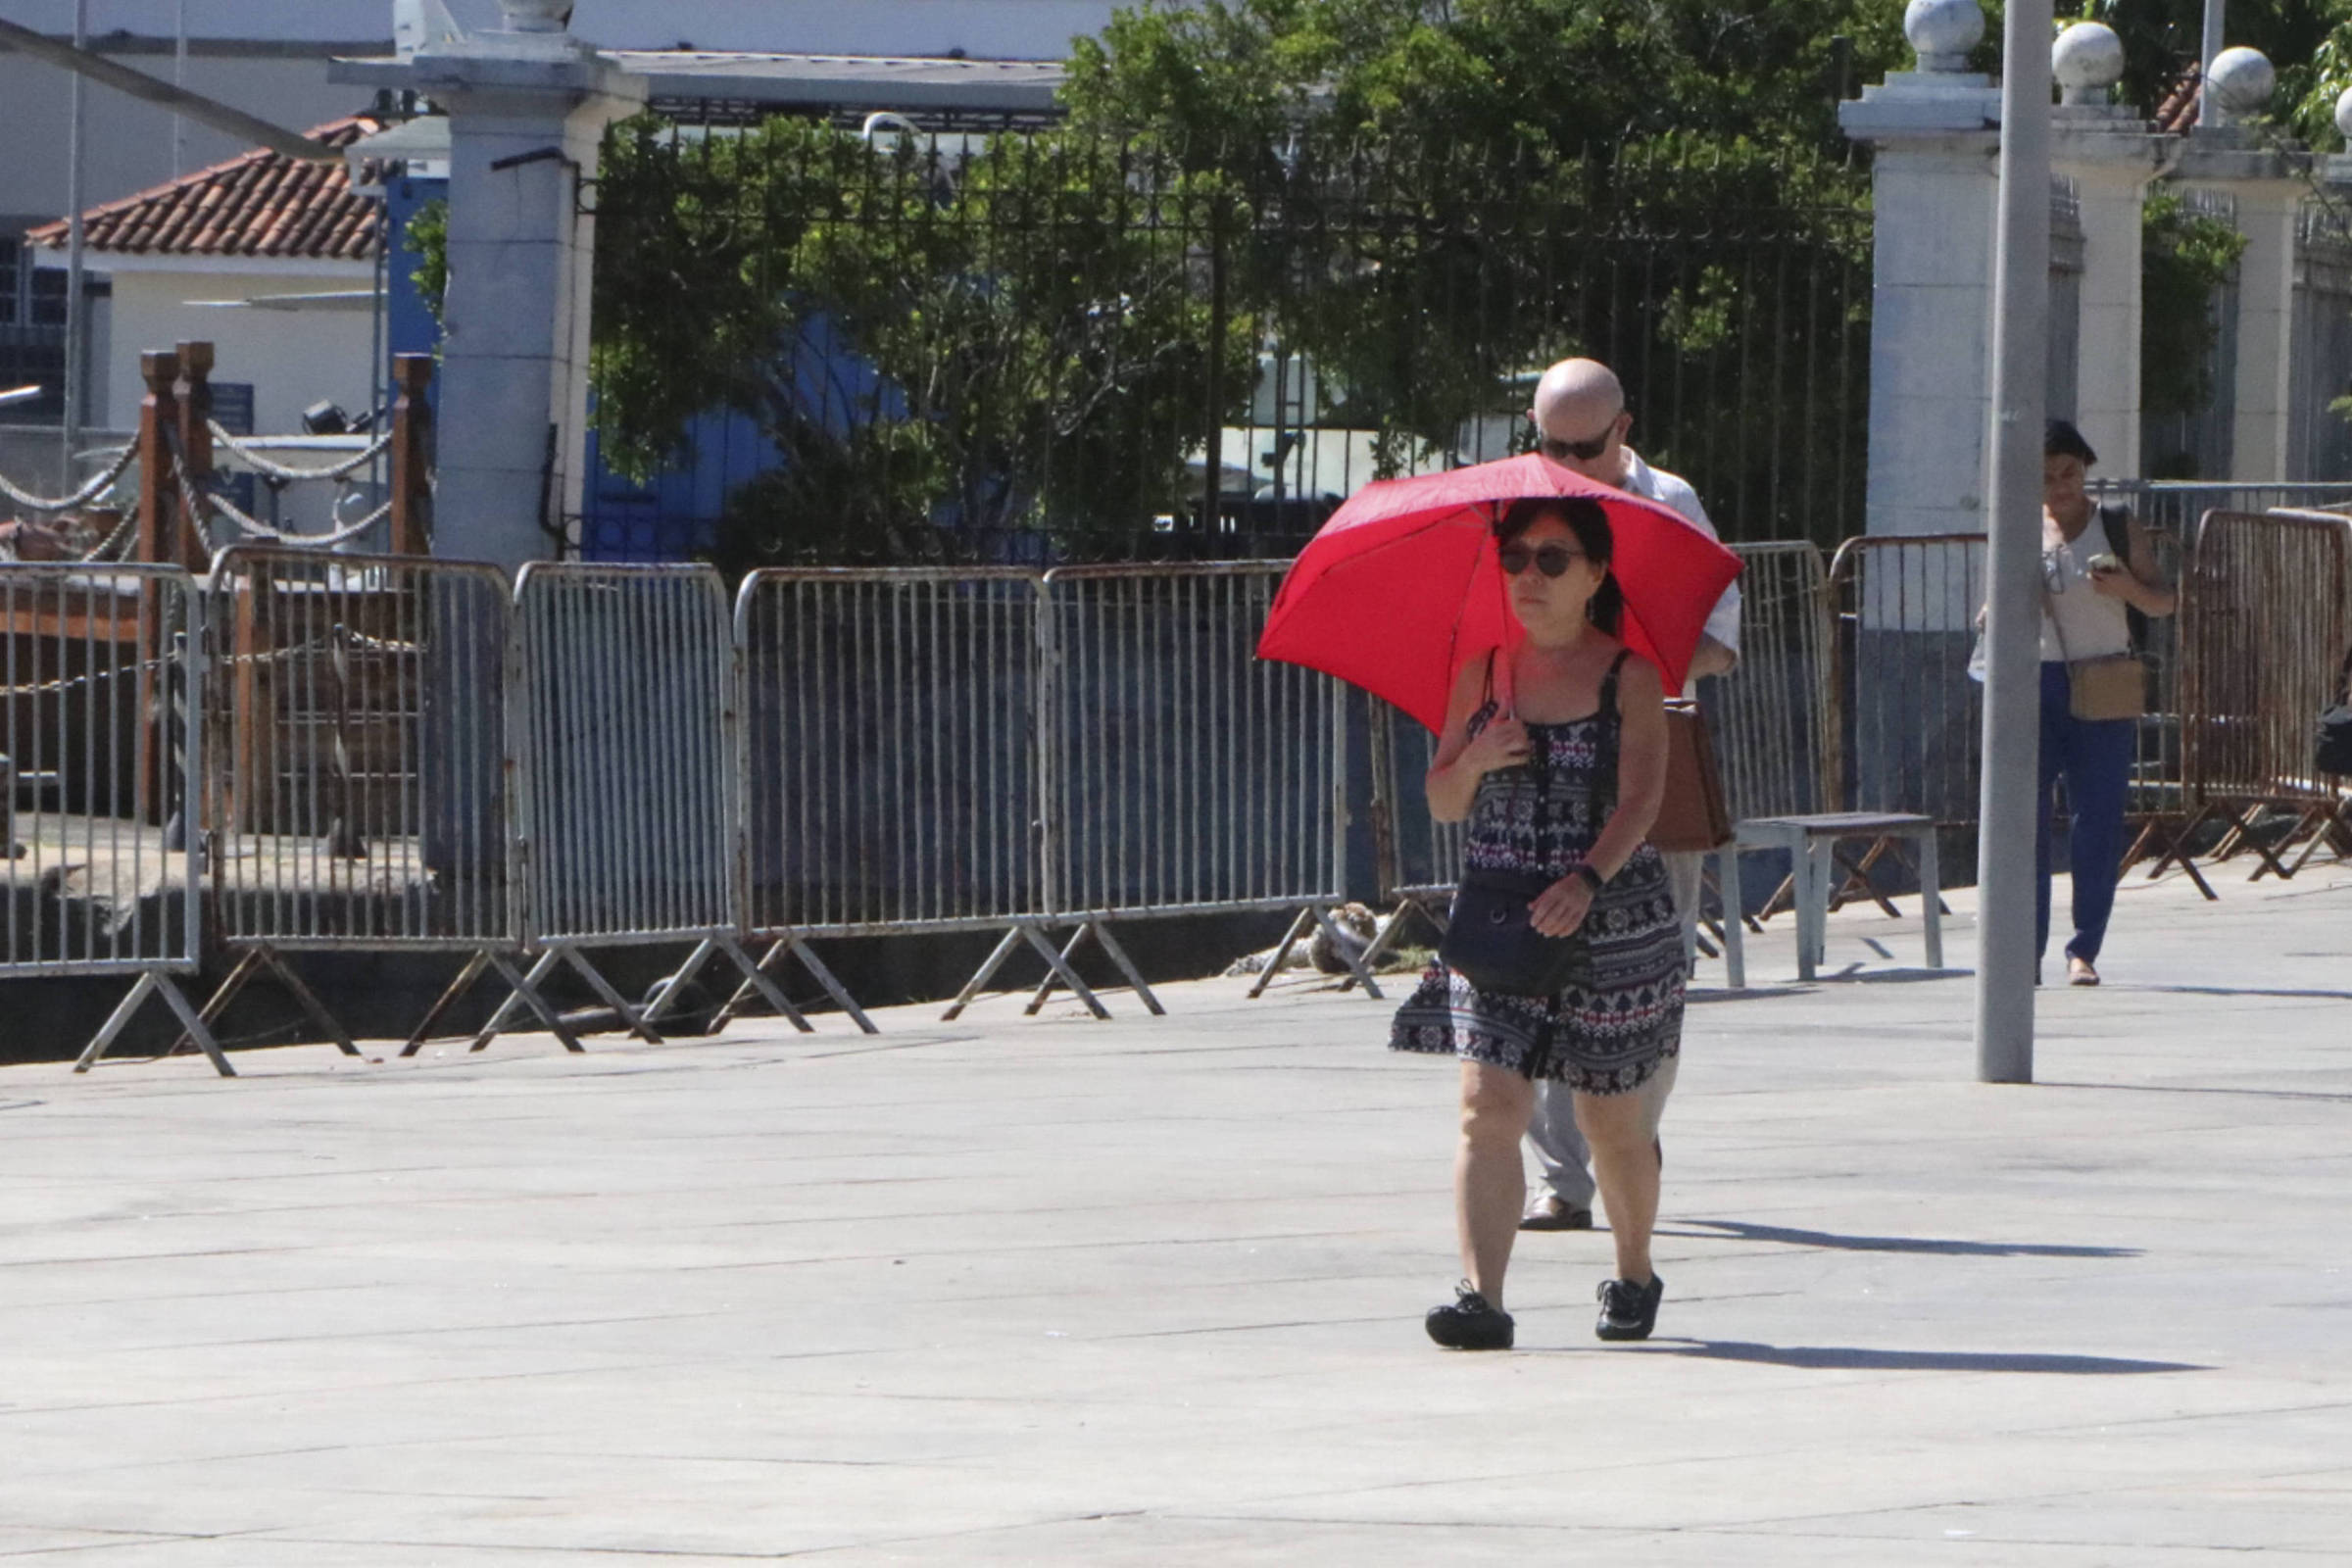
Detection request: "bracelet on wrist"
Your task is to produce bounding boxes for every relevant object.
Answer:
[1570,861,1606,894]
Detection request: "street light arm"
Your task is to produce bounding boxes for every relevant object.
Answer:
[0,18,341,165]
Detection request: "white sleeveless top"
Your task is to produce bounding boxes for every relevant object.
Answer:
[2039,517,2132,663]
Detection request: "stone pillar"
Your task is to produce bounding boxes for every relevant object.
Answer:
[2221,180,2302,479]
[1839,0,2004,537]
[335,9,643,568]
[2176,47,2313,482]
[2049,24,2172,478]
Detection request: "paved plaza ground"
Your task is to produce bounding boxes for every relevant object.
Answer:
[3,860,2349,1564]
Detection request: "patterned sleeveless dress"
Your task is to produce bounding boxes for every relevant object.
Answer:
[1389,651,1686,1092]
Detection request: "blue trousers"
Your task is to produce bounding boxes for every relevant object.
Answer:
[2035,662,2134,963]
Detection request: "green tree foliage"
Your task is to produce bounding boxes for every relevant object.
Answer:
[2140,189,2249,419]
[584,2,1908,563]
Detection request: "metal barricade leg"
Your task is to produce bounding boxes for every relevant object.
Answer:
[1024,922,1164,1018]
[471,951,595,1053]
[75,969,232,1077]
[482,952,586,1054]
[944,924,1110,1022]
[556,945,663,1045]
[1246,910,1316,1000]
[1717,845,1746,990]
[650,936,817,1036]
[402,950,492,1056]
[179,944,361,1059]
[1917,830,1944,971]
[944,928,1027,1021]
[712,936,877,1036]
[710,935,821,1032]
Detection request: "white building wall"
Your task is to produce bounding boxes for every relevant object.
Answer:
[103,266,375,434]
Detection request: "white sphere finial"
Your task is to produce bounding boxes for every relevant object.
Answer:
[2052,22,2125,106]
[1905,0,1984,74]
[2205,46,2277,123]
[2335,83,2352,143]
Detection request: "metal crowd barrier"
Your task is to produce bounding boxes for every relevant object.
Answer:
[1693,542,1834,930]
[1,565,220,1071]
[1037,564,1367,1003]
[1821,534,1984,914]
[1367,701,1465,946]
[194,549,583,1057]
[2172,511,2352,881]
[729,567,1051,1027]
[1830,534,1986,827]
[2092,481,2352,557]
[470,564,805,1049]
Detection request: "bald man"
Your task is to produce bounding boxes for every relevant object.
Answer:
[1518,358,1739,1232]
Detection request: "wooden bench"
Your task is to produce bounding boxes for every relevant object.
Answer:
[1724,812,1945,984]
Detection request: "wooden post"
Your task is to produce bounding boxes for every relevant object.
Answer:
[389,355,435,556]
[132,350,180,569]
[173,339,216,571]
[131,352,181,822]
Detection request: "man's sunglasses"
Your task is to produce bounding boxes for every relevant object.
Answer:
[1498,543,1588,578]
[1538,431,1612,463]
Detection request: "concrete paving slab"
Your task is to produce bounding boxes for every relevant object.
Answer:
[2,862,2349,1563]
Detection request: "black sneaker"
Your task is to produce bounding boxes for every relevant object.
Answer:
[1426,1282,1514,1349]
[1594,1274,1664,1341]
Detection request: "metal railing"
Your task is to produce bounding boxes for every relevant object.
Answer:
[1829,534,1987,829]
[2174,510,2352,880]
[1038,564,1367,1002]
[1700,542,1835,824]
[730,566,1053,1028]
[0,564,220,1071]
[195,548,577,1059]
[481,563,802,1048]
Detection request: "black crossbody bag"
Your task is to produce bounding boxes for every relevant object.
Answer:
[1438,654,1623,997]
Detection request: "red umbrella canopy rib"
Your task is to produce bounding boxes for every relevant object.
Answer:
[1257,453,1743,734]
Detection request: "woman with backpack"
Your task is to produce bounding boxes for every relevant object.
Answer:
[2037,420,2177,986]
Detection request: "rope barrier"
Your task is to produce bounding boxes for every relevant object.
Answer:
[207,421,393,483]
[71,510,138,564]
[0,442,138,514]
[0,654,176,699]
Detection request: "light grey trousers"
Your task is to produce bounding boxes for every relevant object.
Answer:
[1526,849,1701,1204]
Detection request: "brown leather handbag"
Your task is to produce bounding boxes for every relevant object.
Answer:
[1648,700,1733,854]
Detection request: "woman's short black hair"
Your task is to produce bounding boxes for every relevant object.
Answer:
[2045,418,2098,466]
[1494,495,1623,636]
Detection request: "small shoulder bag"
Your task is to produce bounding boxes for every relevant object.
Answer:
[1438,653,1623,996]
[2045,528,2144,724]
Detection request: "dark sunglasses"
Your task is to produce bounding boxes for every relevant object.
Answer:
[1538,427,1613,463]
[1498,543,1588,578]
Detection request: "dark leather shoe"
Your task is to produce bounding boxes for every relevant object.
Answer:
[1426,1282,1514,1349]
[1595,1274,1664,1341]
[1519,1195,1594,1231]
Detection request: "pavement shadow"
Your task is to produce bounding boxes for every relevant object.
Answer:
[1670,1219,2140,1259]
[1821,965,1970,984]
[2116,985,2352,1002]
[1646,1340,2206,1375]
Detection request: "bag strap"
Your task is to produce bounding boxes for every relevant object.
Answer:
[2098,501,2132,561]
[1594,649,1631,821]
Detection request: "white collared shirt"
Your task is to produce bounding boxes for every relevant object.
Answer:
[1616,448,1740,661]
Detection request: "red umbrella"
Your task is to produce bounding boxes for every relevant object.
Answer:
[1256,452,1742,734]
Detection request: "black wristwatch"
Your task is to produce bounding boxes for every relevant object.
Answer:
[1570,861,1606,895]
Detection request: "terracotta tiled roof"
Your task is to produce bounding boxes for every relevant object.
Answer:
[2154,66,2201,134]
[26,118,383,262]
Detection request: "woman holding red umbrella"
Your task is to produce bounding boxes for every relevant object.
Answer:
[1391,495,1684,1350]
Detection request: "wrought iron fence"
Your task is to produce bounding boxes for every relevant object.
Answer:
[582,120,1873,565]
